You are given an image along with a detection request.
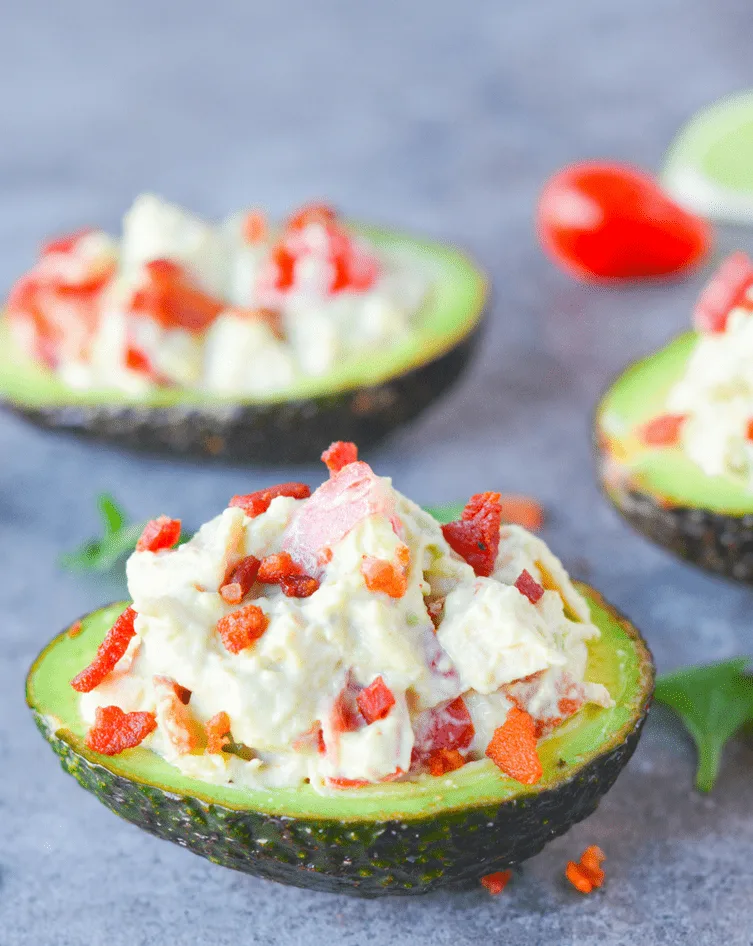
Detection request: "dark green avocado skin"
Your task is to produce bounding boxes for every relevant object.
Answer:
[6,319,484,464]
[595,446,753,584]
[32,703,647,897]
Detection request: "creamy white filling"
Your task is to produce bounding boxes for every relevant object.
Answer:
[667,300,753,488]
[79,478,611,794]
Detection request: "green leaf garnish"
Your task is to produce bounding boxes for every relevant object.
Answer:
[655,658,753,792]
[60,494,148,573]
[424,502,465,526]
[221,742,256,762]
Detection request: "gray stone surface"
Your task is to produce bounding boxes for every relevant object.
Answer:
[2,1,753,942]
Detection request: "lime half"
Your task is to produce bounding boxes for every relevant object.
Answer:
[662,91,753,224]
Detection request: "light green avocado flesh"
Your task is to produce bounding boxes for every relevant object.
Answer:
[0,225,487,408]
[27,585,649,823]
[597,332,753,515]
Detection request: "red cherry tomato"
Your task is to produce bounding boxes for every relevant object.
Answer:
[537,162,713,281]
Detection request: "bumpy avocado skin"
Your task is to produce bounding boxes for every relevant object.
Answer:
[4,319,484,464]
[32,706,646,896]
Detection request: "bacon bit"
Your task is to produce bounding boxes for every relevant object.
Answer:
[428,748,466,776]
[321,441,359,474]
[357,677,396,724]
[154,675,200,754]
[412,697,475,769]
[229,482,311,518]
[566,846,606,893]
[41,228,95,256]
[85,705,157,756]
[746,419,753,442]
[485,707,543,785]
[130,259,224,333]
[280,574,320,598]
[558,697,581,717]
[480,870,512,896]
[292,723,326,754]
[442,492,502,577]
[499,494,545,531]
[220,555,261,604]
[694,252,753,333]
[426,598,444,630]
[216,604,269,654]
[327,767,404,789]
[361,545,410,598]
[136,515,181,553]
[514,569,545,605]
[205,711,232,754]
[637,413,687,447]
[258,551,303,583]
[71,606,138,693]
[286,202,338,232]
[241,210,268,244]
[332,683,363,734]
[67,620,84,639]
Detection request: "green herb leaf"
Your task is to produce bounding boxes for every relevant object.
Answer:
[60,494,148,573]
[655,658,753,792]
[424,502,465,526]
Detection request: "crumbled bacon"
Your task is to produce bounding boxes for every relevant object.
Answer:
[427,748,466,776]
[747,419,753,442]
[361,545,410,598]
[229,483,311,518]
[356,677,396,724]
[279,574,320,598]
[220,555,261,604]
[327,767,404,789]
[412,696,475,768]
[514,569,545,604]
[205,711,232,754]
[41,228,95,256]
[153,675,199,754]
[129,259,224,333]
[85,705,157,756]
[241,210,268,244]
[292,723,326,754]
[321,441,359,474]
[71,606,138,693]
[566,846,606,894]
[694,251,753,333]
[480,871,512,895]
[485,707,542,785]
[257,552,303,583]
[441,492,502,577]
[136,515,181,553]
[499,494,545,531]
[331,680,363,734]
[637,413,687,447]
[216,604,269,654]
[286,202,338,232]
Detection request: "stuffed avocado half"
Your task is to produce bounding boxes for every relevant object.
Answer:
[595,253,753,582]
[27,445,653,895]
[0,198,487,462]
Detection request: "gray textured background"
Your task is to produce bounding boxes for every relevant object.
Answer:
[2,1,753,943]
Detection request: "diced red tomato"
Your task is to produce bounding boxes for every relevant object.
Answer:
[514,569,545,604]
[136,515,181,553]
[637,413,686,447]
[693,251,753,333]
[331,680,363,734]
[412,696,475,767]
[537,162,712,281]
[427,747,466,776]
[129,259,224,333]
[356,677,396,724]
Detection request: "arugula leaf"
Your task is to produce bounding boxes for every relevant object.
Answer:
[60,494,148,573]
[655,658,753,792]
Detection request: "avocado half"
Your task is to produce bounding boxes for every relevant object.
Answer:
[595,333,753,582]
[26,586,653,897]
[0,226,487,463]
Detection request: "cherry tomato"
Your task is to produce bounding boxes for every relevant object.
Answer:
[537,162,712,281]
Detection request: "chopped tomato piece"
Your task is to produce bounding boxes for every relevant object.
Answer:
[694,252,753,333]
[331,683,363,734]
[485,707,542,785]
[747,420,753,442]
[441,491,502,577]
[637,413,686,447]
[412,696,475,766]
[427,747,466,776]
[566,846,606,893]
[216,604,269,654]
[241,210,268,244]
[71,606,137,693]
[292,723,326,754]
[125,346,153,375]
[499,494,545,531]
[41,228,95,256]
[514,569,545,604]
[229,482,311,518]
[129,259,224,333]
[270,244,296,290]
[279,574,319,598]
[220,555,261,605]
[357,676,396,724]
[257,551,303,583]
[85,705,156,756]
[136,515,181,553]
[537,162,712,281]
[205,711,232,754]
[286,202,338,232]
[321,441,359,474]
[361,545,410,598]
[480,870,512,895]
